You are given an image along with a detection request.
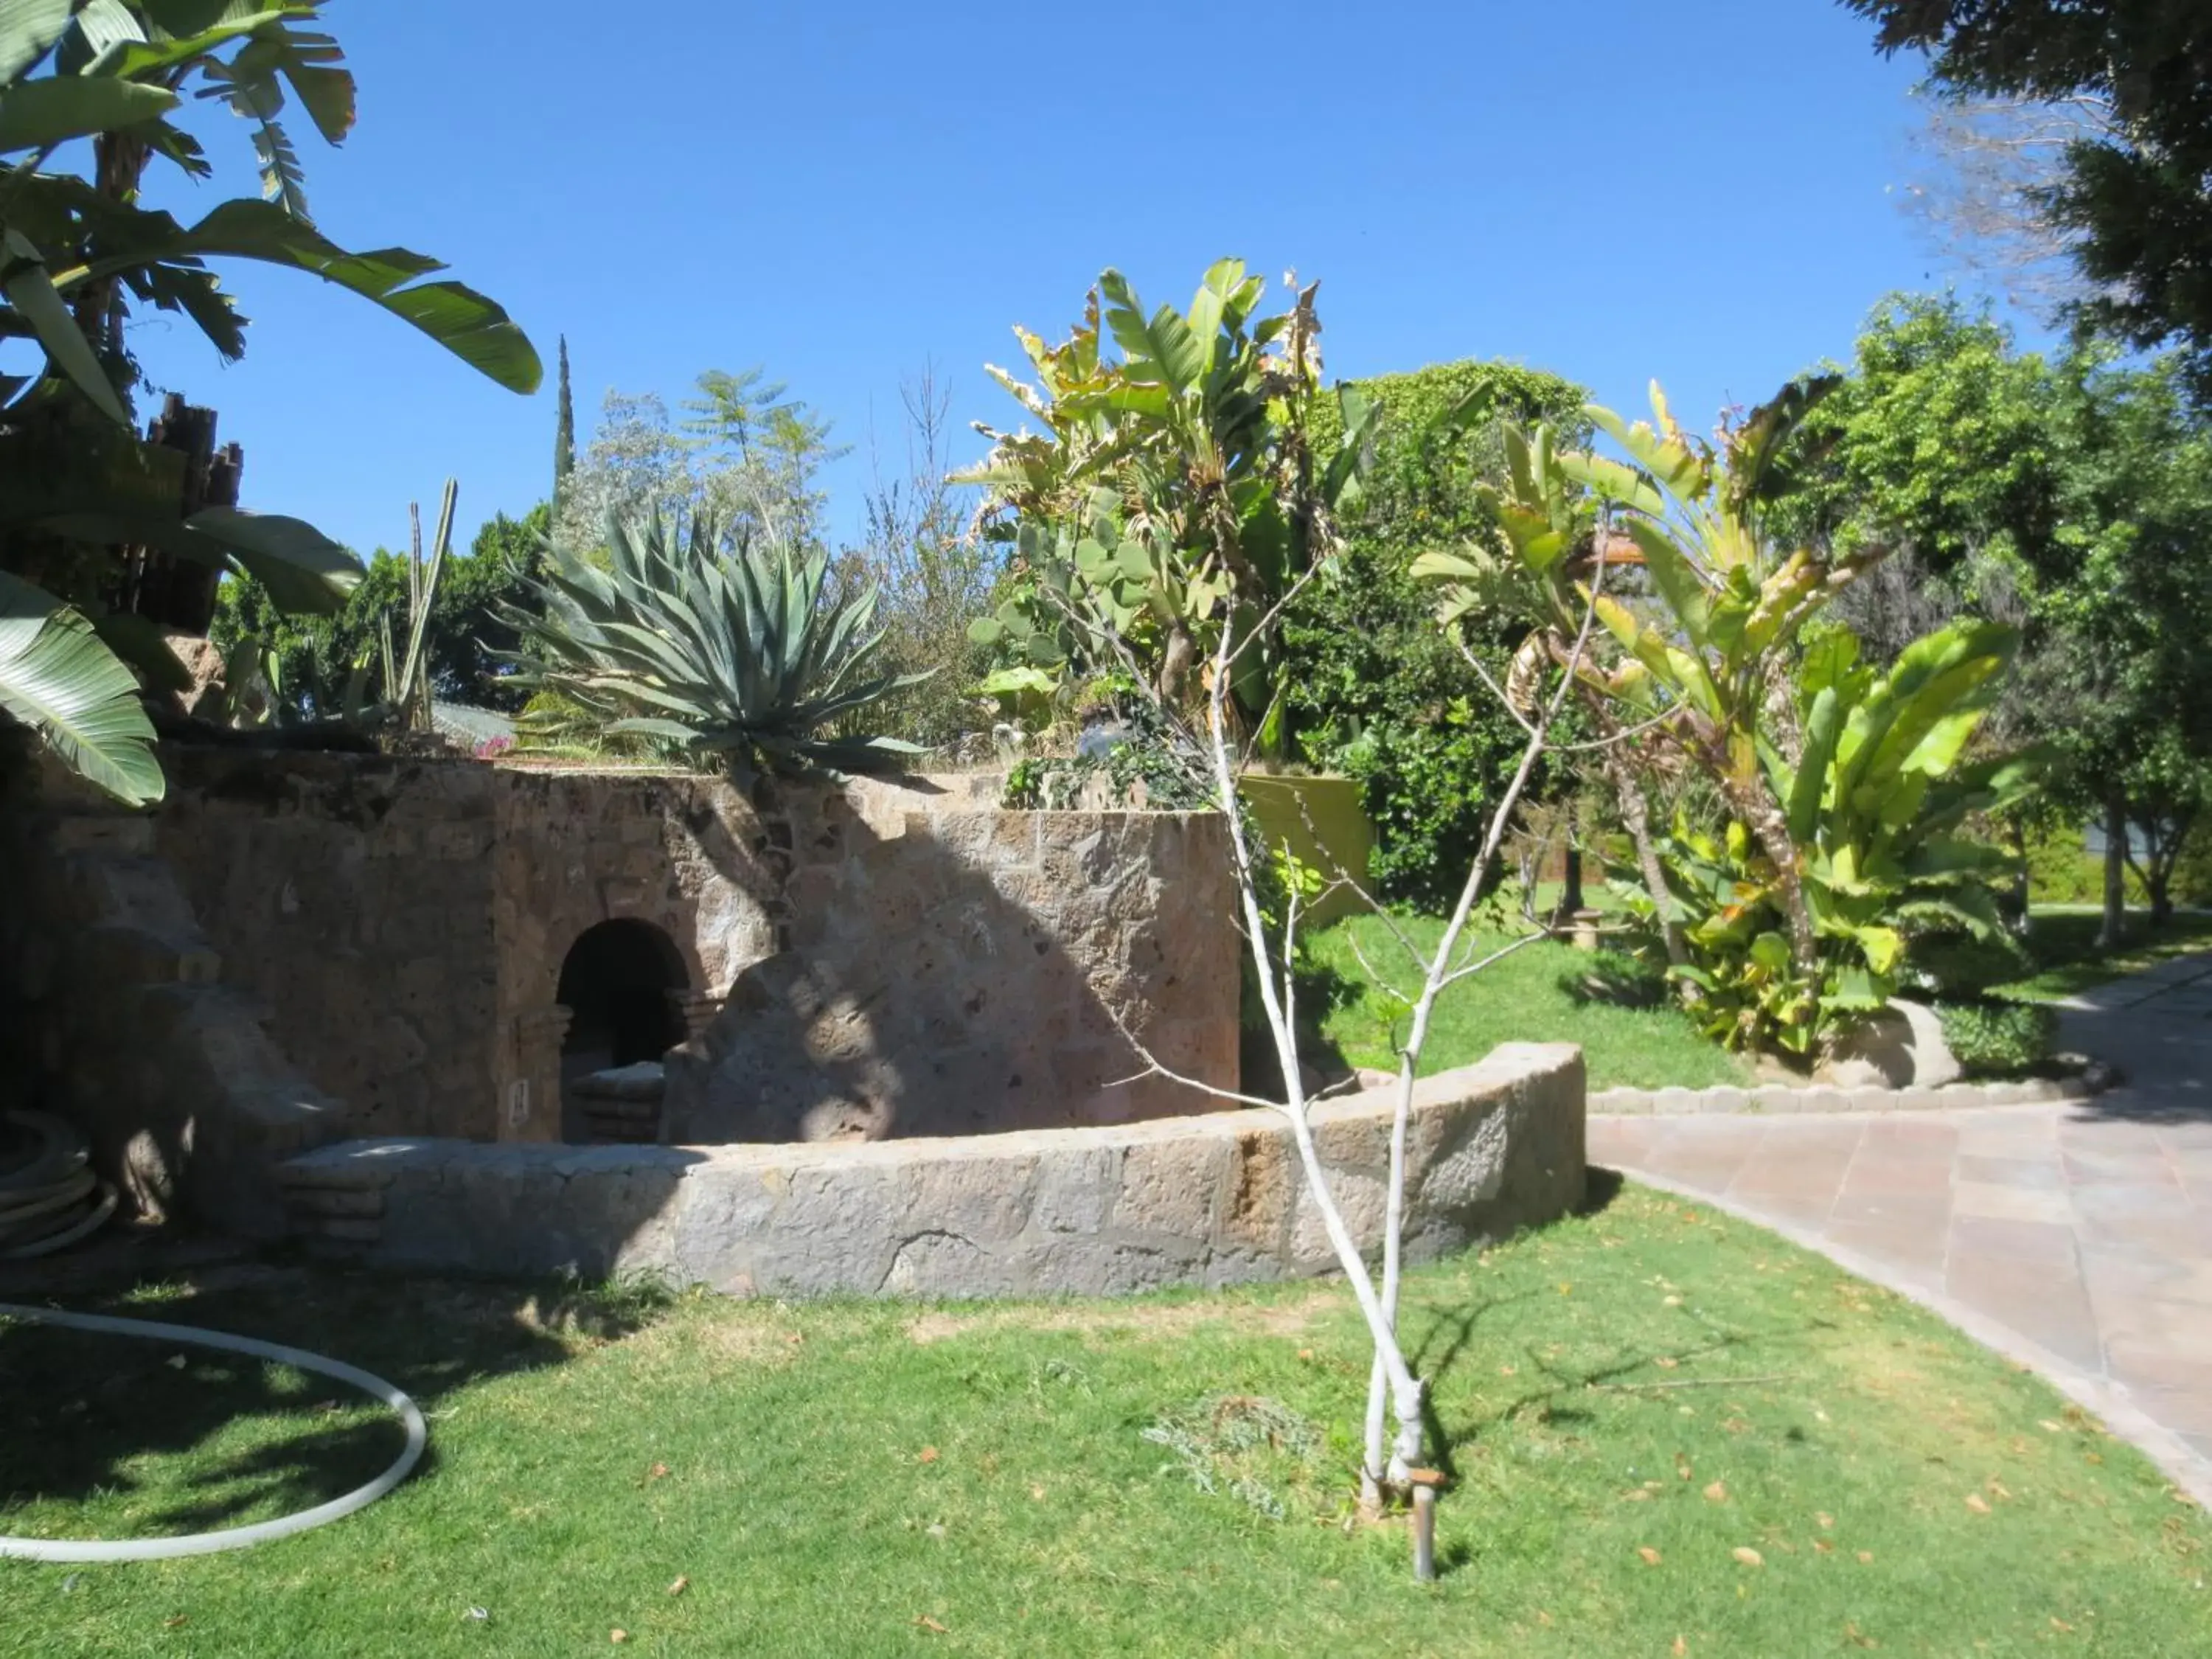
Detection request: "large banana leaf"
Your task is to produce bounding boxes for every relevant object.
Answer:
[0,568,161,804]
[54,195,539,392]
[0,73,176,150]
[1,227,128,421]
[0,0,73,84]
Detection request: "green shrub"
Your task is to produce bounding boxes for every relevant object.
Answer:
[1934,998,2058,1077]
[2022,819,2104,905]
[1282,360,1589,910]
[1280,539,1543,911]
[1903,928,2031,998]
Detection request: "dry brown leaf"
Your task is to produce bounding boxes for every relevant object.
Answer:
[1846,1620,1878,1648]
[1966,1494,1992,1514]
[646,1462,671,1483]
[1638,1546,1662,1565]
[611,1631,628,1645]
[915,1616,949,1635]
[1296,1349,1314,1361]
[1676,1455,1694,1481]
[1672,1635,1688,1656]
[784,1332,804,1346]
[1655,1356,1680,1370]
[1989,1481,2012,1500]
[2085,1452,2104,1465]
[1733,1546,1764,1568]
[163,1617,188,1630]
[1499,1364,1517,1377]
[667,1576,688,1597]
[2039,1419,2066,1433]
[1536,1610,1554,1627]
[1622,1489,1652,1502]
[2051,1618,2074,1632]
[1817,1512,1834,1528]
[918,1447,940,1464]
[1663,1295,1683,1307]
[1030,1484,1046,1500]
[1814,1539,1835,1554]
[1857,1551,1874,1564]
[1703,1481,1728,1503]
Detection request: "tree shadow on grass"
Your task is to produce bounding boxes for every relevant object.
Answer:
[0,1259,664,1540]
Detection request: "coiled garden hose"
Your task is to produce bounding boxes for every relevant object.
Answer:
[0,1112,116,1261]
[0,1116,426,1561]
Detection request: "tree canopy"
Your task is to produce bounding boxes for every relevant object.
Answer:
[1844,1,2212,395]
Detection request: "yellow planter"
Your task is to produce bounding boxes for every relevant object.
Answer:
[1239,773,1375,927]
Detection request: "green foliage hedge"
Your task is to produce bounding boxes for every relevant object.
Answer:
[1290,360,1587,908]
[1934,998,2059,1078]
[2022,820,2104,906]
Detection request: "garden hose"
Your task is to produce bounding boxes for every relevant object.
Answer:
[0,1115,427,1561]
[0,1304,428,1562]
[0,1111,116,1261]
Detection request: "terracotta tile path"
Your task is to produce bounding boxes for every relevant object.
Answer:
[1590,950,2212,1506]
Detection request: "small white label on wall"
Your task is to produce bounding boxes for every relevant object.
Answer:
[507,1079,530,1127]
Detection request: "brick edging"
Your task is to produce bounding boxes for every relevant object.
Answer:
[1590,1074,2100,1118]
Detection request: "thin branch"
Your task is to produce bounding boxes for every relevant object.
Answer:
[1436,927,1554,992]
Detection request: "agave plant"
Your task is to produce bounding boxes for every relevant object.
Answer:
[501,512,932,779]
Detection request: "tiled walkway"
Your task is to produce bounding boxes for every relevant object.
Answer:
[1590,951,2212,1505]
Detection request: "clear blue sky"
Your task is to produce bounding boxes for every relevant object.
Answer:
[121,0,1994,560]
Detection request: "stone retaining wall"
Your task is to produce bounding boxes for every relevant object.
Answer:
[141,754,1239,1146]
[276,1044,1585,1297]
[0,802,340,1237]
[1590,1074,2098,1117]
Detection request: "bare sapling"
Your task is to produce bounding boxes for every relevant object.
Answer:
[1106,550,1610,1574]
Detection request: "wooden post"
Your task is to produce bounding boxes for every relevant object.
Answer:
[1407,1468,1445,1582]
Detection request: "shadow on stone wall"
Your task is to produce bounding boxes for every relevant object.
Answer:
[661,778,1234,1143]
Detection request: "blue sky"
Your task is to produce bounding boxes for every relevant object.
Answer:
[119,0,2003,559]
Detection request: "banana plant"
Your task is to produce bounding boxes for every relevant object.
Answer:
[961,260,1377,747]
[0,566,161,803]
[1616,621,2039,1054]
[0,1,540,425]
[498,511,936,781]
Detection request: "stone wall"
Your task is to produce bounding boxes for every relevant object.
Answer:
[155,750,506,1141]
[0,792,341,1238]
[10,752,1239,1201]
[277,1045,1586,1295]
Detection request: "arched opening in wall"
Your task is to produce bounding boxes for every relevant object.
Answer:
[556,919,688,1144]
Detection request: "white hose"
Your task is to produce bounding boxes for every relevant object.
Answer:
[0,1303,427,1562]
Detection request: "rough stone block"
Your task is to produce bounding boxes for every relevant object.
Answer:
[1820,998,1961,1089]
[1115,1138,1221,1238]
[1032,1144,1124,1234]
[1417,1105,1510,1214]
[1652,1086,1706,1116]
[1290,1166,1386,1265]
[1589,1088,1650,1115]
[1700,1087,1750,1115]
[1217,1127,1296,1255]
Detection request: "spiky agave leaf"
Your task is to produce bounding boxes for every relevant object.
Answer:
[498,510,933,779]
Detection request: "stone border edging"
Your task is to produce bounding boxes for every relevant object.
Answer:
[1590,1074,2098,1118]
[276,1045,1586,1299]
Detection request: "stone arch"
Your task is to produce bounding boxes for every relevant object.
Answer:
[555,919,690,1142]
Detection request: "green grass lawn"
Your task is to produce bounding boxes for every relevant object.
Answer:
[7,1189,2206,1656]
[1997,908,2212,1003]
[1304,913,1753,1090]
